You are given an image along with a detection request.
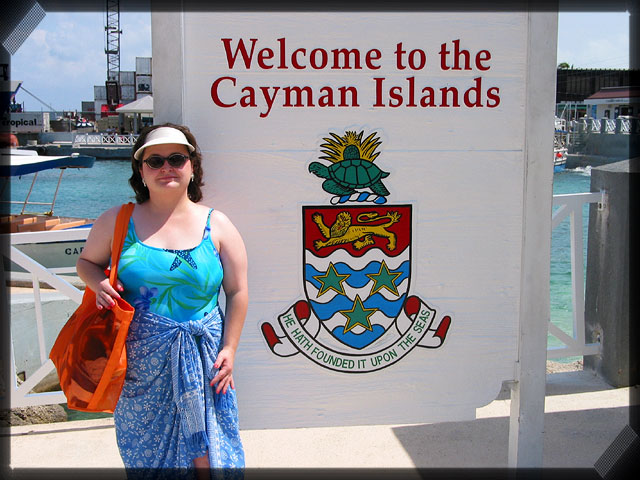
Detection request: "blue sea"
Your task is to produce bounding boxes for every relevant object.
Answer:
[9,160,592,361]
[7,160,137,218]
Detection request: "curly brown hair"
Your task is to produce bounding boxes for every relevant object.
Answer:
[129,123,204,203]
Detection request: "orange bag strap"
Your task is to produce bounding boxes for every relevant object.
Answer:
[108,203,135,286]
[87,203,135,412]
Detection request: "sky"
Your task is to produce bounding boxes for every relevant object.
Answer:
[11,11,152,112]
[9,10,631,113]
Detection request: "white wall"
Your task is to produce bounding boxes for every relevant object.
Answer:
[153,10,555,432]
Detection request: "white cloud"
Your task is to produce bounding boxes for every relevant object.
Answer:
[11,11,151,112]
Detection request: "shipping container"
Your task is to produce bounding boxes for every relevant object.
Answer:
[81,101,96,121]
[136,56,152,75]
[81,101,95,112]
[121,85,136,101]
[136,75,152,93]
[120,71,135,85]
[94,85,107,100]
[94,100,106,116]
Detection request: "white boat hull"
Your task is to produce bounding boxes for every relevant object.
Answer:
[7,237,88,273]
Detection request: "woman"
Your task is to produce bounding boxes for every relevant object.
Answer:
[77,124,247,477]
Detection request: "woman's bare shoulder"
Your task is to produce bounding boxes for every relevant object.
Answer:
[211,209,241,232]
[210,209,245,244]
[92,204,131,234]
[210,208,230,222]
[80,204,132,265]
[100,204,127,221]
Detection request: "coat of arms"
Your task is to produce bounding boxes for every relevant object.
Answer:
[261,130,451,372]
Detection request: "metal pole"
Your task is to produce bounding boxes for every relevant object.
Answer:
[21,172,39,214]
[49,169,65,216]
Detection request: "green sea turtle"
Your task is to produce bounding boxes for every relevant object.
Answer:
[308,144,390,196]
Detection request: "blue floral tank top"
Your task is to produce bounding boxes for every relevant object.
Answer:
[117,209,223,322]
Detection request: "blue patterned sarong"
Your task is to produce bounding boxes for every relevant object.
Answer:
[114,307,244,479]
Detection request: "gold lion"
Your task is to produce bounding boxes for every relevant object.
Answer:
[312,211,401,251]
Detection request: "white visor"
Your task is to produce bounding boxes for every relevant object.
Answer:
[133,127,195,160]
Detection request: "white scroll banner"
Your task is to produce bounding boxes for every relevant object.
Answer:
[262,296,451,373]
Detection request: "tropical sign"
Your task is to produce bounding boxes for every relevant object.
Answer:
[261,131,451,372]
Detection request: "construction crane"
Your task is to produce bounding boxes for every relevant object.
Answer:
[104,0,121,112]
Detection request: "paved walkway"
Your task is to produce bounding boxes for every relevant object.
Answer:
[5,370,635,471]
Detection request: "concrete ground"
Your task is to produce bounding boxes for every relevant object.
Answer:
[4,369,635,473]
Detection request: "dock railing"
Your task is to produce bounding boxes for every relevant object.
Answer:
[3,191,605,408]
[573,117,638,135]
[547,191,605,359]
[72,133,139,147]
[2,228,85,408]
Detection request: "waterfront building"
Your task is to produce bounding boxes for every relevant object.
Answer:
[555,67,640,121]
[583,86,640,119]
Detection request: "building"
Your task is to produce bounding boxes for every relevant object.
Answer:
[555,68,640,120]
[584,86,640,119]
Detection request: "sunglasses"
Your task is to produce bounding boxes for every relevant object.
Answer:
[142,153,190,170]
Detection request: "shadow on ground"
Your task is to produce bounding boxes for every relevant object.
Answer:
[392,406,628,468]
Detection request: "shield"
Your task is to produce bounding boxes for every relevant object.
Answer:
[303,204,412,350]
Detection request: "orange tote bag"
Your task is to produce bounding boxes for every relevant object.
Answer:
[50,202,135,412]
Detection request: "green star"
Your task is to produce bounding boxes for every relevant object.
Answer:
[313,262,350,297]
[341,295,376,334]
[366,260,402,297]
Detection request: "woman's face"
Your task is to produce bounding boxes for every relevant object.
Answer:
[139,143,192,196]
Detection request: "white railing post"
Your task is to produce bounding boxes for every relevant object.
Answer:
[592,119,601,133]
[31,273,48,364]
[620,118,630,134]
[605,119,616,133]
[4,228,88,408]
[569,204,586,348]
[548,191,604,359]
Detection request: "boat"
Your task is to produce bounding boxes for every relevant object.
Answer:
[1,148,96,275]
[554,146,567,172]
[554,117,568,172]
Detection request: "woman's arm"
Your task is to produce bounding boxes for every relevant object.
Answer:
[76,205,124,310]
[210,210,248,394]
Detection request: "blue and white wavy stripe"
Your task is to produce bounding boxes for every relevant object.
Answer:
[305,260,410,293]
[306,276,409,304]
[305,246,410,273]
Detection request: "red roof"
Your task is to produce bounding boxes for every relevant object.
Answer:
[586,86,640,100]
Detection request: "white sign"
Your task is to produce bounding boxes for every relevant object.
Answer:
[153,10,555,432]
[2,112,46,133]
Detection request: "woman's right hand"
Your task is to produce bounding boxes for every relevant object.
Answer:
[75,205,126,310]
[95,277,124,310]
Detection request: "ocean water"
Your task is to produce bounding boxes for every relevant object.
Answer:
[9,161,592,420]
[7,160,136,217]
